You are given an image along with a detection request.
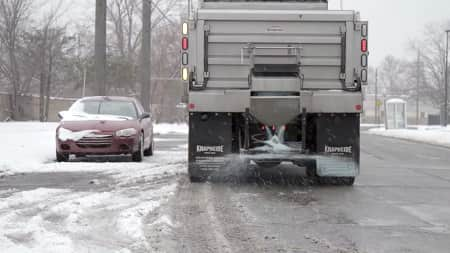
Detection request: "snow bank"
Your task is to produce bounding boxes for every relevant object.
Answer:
[0,188,69,210]
[0,122,58,175]
[0,188,76,253]
[116,183,176,245]
[154,123,188,135]
[0,122,186,252]
[368,126,450,148]
[0,184,179,253]
[0,122,188,176]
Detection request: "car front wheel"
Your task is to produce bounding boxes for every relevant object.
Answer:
[144,139,154,157]
[132,134,144,162]
[56,152,69,162]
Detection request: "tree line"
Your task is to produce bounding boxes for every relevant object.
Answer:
[0,0,185,122]
[367,20,450,110]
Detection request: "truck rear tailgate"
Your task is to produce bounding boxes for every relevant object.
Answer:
[194,9,363,90]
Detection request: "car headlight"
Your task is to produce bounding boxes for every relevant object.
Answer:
[116,128,137,137]
[58,127,73,141]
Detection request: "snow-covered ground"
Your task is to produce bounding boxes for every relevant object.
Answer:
[0,123,59,174]
[0,122,188,253]
[0,122,188,176]
[368,126,450,148]
[154,123,188,135]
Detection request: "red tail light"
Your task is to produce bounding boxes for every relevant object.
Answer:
[182,37,188,50]
[361,39,368,52]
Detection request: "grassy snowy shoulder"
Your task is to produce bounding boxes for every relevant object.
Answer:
[0,122,187,176]
[0,122,58,176]
[367,126,450,148]
[0,122,187,252]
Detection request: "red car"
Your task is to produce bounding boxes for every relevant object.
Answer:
[56,96,154,162]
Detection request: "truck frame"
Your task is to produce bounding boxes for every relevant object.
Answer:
[181,0,368,185]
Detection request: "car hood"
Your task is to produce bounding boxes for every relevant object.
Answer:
[60,119,139,133]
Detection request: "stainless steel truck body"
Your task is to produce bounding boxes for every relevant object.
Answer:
[182,0,368,185]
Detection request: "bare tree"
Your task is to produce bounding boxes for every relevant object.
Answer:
[411,21,450,108]
[378,55,407,95]
[26,0,67,121]
[0,0,31,119]
[106,0,182,108]
[107,0,141,60]
[151,21,182,122]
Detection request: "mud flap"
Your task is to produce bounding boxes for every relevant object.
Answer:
[188,113,232,178]
[315,114,360,177]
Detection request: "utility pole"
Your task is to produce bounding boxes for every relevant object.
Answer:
[444,30,449,127]
[375,69,379,126]
[95,0,107,96]
[82,68,87,97]
[141,0,152,111]
[416,50,421,125]
[188,0,191,19]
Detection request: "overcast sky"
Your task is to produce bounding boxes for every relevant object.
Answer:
[58,0,450,66]
[328,0,450,65]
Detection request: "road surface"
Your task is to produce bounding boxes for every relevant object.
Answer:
[1,131,450,253]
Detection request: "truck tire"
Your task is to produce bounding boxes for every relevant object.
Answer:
[189,175,206,183]
[188,170,207,183]
[255,161,281,168]
[317,177,355,186]
[188,163,207,183]
[341,177,355,186]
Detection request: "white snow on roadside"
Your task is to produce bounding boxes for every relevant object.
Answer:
[0,123,58,176]
[0,183,180,252]
[151,214,176,236]
[154,123,188,135]
[152,215,175,228]
[0,122,187,176]
[0,188,69,210]
[116,183,176,241]
[0,122,187,252]
[0,189,76,253]
[368,126,450,148]
[117,200,160,240]
[0,217,75,253]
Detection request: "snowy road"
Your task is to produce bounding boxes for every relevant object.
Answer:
[1,124,450,253]
[0,124,187,253]
[155,133,450,253]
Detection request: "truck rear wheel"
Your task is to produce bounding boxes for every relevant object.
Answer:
[188,162,208,183]
[317,177,355,186]
[255,161,281,168]
[341,177,355,186]
[189,174,206,183]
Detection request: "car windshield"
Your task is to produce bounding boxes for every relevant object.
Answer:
[69,100,138,119]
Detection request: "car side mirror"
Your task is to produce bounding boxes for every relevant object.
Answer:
[58,111,67,120]
[140,112,151,120]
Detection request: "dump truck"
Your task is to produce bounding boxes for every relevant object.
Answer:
[181,0,368,185]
